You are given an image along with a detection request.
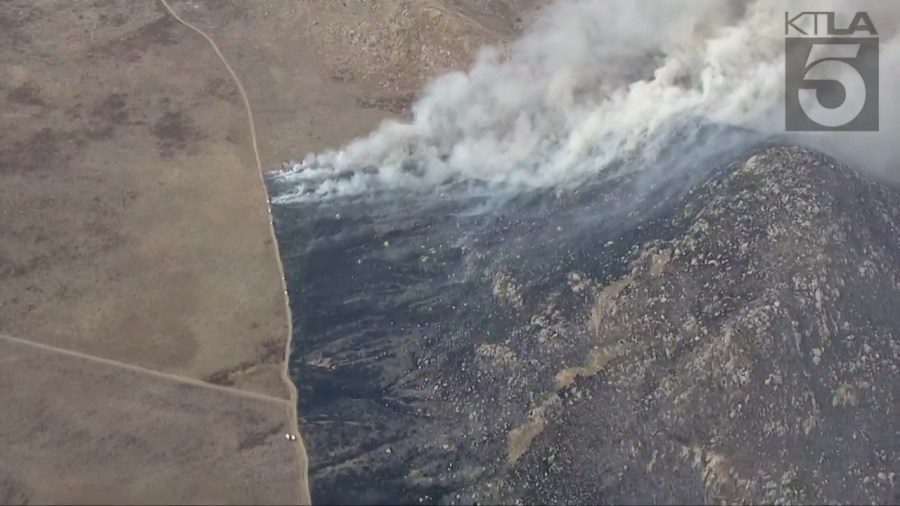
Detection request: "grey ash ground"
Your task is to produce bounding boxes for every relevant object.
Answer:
[268,145,899,504]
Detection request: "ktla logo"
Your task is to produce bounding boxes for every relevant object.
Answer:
[785,11,879,131]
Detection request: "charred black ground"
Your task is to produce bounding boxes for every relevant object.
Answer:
[268,144,898,505]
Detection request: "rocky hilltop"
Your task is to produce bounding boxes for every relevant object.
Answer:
[271,145,899,504]
[500,146,900,504]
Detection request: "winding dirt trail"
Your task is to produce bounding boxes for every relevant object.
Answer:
[157,0,310,502]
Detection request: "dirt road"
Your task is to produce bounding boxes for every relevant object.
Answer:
[0,0,540,502]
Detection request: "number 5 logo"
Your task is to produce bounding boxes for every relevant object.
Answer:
[798,43,867,127]
[785,37,879,131]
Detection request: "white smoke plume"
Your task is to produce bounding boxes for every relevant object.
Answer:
[274,0,900,202]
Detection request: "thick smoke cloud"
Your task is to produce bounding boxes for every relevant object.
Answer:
[274,0,900,202]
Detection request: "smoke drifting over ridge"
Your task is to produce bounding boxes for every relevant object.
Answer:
[275,0,900,202]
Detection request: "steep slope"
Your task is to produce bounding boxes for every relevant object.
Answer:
[502,145,899,504]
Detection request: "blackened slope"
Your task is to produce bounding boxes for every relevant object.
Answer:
[270,145,899,504]
[503,146,900,504]
[269,157,702,504]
